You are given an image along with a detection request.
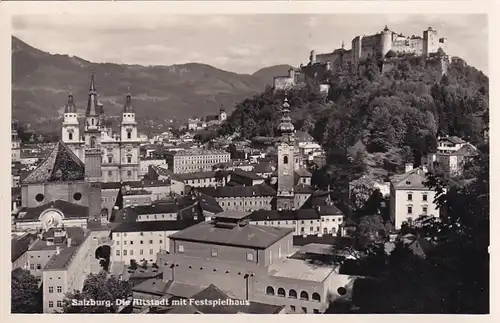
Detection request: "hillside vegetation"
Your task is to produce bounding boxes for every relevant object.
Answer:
[11,36,282,130]
[219,55,489,210]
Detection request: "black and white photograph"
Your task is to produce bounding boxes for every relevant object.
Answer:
[5,2,491,316]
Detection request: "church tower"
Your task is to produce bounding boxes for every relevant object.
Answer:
[119,89,140,182]
[276,96,296,210]
[61,89,83,160]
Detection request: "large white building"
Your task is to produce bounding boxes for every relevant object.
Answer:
[61,71,140,183]
[389,164,440,229]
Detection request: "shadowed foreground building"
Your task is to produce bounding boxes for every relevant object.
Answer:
[154,211,356,314]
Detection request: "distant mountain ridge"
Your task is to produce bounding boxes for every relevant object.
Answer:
[11,36,289,128]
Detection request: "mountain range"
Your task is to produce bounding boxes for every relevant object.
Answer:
[11,36,293,127]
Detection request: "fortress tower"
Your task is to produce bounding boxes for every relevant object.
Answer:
[380,25,393,58]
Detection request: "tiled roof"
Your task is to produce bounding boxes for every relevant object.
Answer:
[230,169,264,180]
[295,167,312,177]
[169,221,293,249]
[15,200,89,221]
[149,165,172,178]
[390,168,428,189]
[22,141,85,184]
[294,184,315,194]
[254,162,275,173]
[173,171,217,181]
[11,234,36,262]
[195,183,276,198]
[112,220,199,233]
[249,209,320,221]
[454,143,479,156]
[44,246,79,271]
[177,192,223,214]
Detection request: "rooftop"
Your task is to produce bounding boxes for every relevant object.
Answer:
[195,183,276,198]
[112,220,199,233]
[171,149,230,157]
[269,257,335,282]
[15,200,89,221]
[230,169,264,180]
[249,209,320,221]
[22,141,85,184]
[169,220,293,249]
[44,246,79,271]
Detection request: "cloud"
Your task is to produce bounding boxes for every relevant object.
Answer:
[12,14,488,74]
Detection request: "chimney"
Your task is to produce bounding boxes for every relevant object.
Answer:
[67,237,72,247]
[405,163,414,173]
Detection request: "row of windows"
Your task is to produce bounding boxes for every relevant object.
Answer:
[407,193,428,202]
[290,305,319,314]
[258,218,342,226]
[187,178,217,184]
[177,245,255,261]
[103,170,133,178]
[48,300,63,308]
[117,239,160,245]
[116,232,160,237]
[116,249,155,256]
[220,199,270,207]
[105,155,135,164]
[266,287,321,302]
[48,286,63,293]
[101,197,117,203]
[407,206,429,215]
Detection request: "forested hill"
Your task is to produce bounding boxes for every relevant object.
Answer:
[218,55,489,184]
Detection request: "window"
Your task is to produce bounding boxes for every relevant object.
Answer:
[127,132,132,139]
[313,309,319,314]
[407,193,413,201]
[127,170,132,177]
[130,250,134,256]
[300,291,309,300]
[130,241,134,245]
[290,305,296,312]
[289,289,297,299]
[116,250,120,256]
[310,227,313,232]
[124,250,127,256]
[49,287,54,293]
[211,249,218,257]
[90,136,96,147]
[36,264,41,270]
[301,307,307,313]
[49,301,54,308]
[246,252,254,261]
[35,193,44,202]
[423,194,428,202]
[57,301,63,308]
[124,241,127,245]
[30,264,35,270]
[277,288,286,297]
[283,156,288,164]
[423,206,428,214]
[178,245,184,253]
[149,249,153,255]
[266,286,275,295]
[68,133,73,140]
[301,227,304,232]
[140,240,143,244]
[57,286,62,293]
[312,292,321,302]
[149,240,153,244]
[140,249,143,255]
[127,155,132,163]
[407,206,413,214]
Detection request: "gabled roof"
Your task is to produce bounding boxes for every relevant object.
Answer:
[390,168,428,190]
[439,136,465,145]
[22,141,85,184]
[454,143,479,156]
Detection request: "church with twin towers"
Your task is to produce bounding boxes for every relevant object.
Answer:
[61,70,140,183]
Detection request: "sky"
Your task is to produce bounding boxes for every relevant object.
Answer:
[12,14,488,74]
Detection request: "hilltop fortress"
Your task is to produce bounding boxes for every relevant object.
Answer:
[274,26,449,91]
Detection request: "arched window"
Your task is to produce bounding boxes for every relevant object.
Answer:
[127,155,132,163]
[108,155,113,164]
[312,292,321,302]
[127,170,132,178]
[283,156,288,164]
[289,289,297,299]
[126,128,132,140]
[277,288,285,297]
[90,136,96,148]
[91,118,94,126]
[300,291,309,300]
[68,133,73,141]
[266,286,275,295]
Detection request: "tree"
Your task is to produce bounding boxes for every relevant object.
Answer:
[141,260,148,269]
[62,272,132,313]
[11,268,42,313]
[349,177,375,214]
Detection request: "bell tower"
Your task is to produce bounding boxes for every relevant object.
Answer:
[61,88,83,159]
[120,89,140,182]
[276,96,296,210]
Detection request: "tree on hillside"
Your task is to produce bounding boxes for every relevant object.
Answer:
[129,259,138,271]
[11,268,42,313]
[62,272,132,313]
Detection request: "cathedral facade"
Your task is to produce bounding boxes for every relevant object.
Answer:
[61,71,140,183]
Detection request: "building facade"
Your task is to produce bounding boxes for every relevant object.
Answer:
[165,149,231,174]
[61,71,140,183]
[389,164,440,229]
